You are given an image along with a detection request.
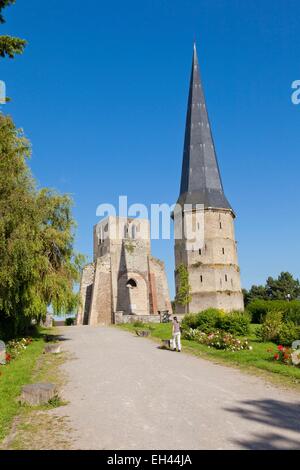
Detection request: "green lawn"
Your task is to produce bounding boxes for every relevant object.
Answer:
[0,330,51,441]
[117,323,300,389]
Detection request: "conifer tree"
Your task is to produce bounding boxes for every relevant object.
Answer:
[0,0,26,59]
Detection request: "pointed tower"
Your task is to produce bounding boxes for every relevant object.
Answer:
[174,44,244,313]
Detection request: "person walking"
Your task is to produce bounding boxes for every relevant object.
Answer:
[172,316,181,352]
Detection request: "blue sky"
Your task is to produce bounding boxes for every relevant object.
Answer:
[1,0,300,297]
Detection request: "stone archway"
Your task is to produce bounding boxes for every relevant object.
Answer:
[117,272,148,315]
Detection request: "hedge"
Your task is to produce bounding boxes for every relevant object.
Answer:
[246,299,300,324]
[181,309,250,336]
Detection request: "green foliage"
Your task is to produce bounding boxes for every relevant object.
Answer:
[244,272,300,306]
[0,334,45,441]
[194,309,222,333]
[181,309,250,336]
[0,1,27,59]
[132,320,145,328]
[266,272,300,300]
[276,322,300,347]
[218,311,250,336]
[181,313,199,330]
[247,299,300,324]
[243,285,268,305]
[256,311,283,342]
[0,35,26,58]
[0,0,16,24]
[0,115,84,338]
[124,241,134,254]
[65,317,75,326]
[175,264,192,312]
[284,303,300,325]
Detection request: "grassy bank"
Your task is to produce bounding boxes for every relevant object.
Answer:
[0,329,62,443]
[117,323,300,389]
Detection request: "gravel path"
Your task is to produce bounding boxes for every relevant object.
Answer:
[53,326,300,450]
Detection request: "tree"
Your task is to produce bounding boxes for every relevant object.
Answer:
[266,272,300,301]
[243,285,268,306]
[244,272,300,305]
[0,115,84,337]
[0,0,26,59]
[175,264,192,313]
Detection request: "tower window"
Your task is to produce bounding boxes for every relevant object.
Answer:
[200,275,203,283]
[220,222,222,229]
[126,279,137,288]
[99,226,104,244]
[222,248,225,255]
[199,249,202,255]
[225,274,228,282]
[131,224,136,239]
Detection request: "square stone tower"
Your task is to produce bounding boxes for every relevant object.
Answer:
[174,45,244,314]
[77,216,171,325]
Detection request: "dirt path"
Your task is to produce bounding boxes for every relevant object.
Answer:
[51,326,300,450]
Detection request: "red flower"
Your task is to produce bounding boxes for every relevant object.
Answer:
[274,353,279,360]
[5,353,11,362]
[277,345,284,351]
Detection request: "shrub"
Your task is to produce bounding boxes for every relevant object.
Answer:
[218,311,250,336]
[276,322,300,346]
[65,317,75,326]
[247,299,300,324]
[181,309,250,336]
[193,309,223,333]
[283,303,300,325]
[256,311,283,342]
[181,313,198,330]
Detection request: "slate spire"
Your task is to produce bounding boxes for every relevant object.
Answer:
[178,43,233,212]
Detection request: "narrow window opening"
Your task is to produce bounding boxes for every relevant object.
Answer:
[222,248,225,255]
[126,279,137,288]
[225,274,228,282]
[200,275,203,283]
[199,249,202,255]
[131,224,136,239]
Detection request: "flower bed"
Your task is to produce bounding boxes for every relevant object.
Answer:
[182,328,252,352]
[4,337,33,362]
[272,344,300,367]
